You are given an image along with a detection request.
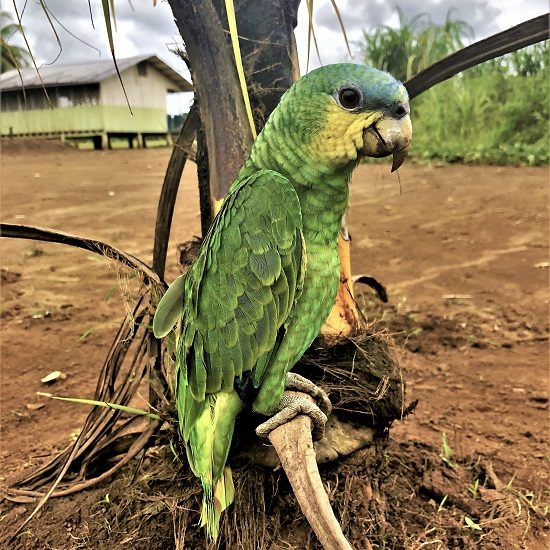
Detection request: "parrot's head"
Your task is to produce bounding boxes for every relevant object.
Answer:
[276,63,412,172]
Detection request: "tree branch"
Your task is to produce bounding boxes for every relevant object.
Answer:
[152,105,199,277]
[168,0,254,201]
[268,392,353,550]
[212,0,301,126]
[9,420,160,539]
[8,420,160,501]
[405,14,549,99]
[0,224,164,290]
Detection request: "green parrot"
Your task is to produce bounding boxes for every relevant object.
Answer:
[153,63,412,540]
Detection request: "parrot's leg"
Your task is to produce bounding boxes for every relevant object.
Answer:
[284,372,332,416]
[255,394,328,441]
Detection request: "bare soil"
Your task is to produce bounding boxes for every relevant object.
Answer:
[1,140,548,549]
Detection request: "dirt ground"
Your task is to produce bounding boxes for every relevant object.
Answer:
[0,139,548,549]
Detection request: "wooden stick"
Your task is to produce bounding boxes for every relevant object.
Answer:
[268,393,353,550]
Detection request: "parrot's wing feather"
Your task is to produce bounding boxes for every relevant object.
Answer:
[153,274,186,338]
[179,170,304,402]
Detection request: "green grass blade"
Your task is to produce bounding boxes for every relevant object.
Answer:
[305,0,322,70]
[38,0,62,64]
[42,394,161,420]
[311,20,322,66]
[329,0,352,57]
[224,0,257,138]
[101,1,114,60]
[87,0,95,29]
[11,0,52,107]
[109,0,117,31]
[41,3,101,56]
[306,0,313,71]
[101,0,132,114]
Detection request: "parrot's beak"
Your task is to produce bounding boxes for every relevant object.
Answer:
[362,114,412,172]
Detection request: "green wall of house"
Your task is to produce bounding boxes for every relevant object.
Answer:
[1,105,168,136]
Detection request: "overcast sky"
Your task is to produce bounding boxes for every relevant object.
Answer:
[3,1,547,114]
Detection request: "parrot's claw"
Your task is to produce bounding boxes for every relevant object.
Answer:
[255,394,328,441]
[284,372,332,416]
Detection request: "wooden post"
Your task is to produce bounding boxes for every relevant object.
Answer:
[92,135,102,150]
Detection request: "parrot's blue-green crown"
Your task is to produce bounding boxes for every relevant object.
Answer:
[296,63,408,109]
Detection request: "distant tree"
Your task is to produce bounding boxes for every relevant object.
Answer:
[1,11,30,73]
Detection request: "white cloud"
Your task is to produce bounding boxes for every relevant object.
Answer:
[294,0,548,71]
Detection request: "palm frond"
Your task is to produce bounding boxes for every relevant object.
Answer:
[0,223,164,290]
[224,0,257,138]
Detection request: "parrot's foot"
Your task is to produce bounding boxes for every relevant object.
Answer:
[284,372,332,417]
[255,394,328,442]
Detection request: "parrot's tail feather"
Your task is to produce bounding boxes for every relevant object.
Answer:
[181,388,243,542]
[200,466,235,541]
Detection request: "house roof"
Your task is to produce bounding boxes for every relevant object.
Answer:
[0,54,193,92]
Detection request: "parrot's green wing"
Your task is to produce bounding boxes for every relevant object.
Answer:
[177,169,305,405]
[153,274,185,338]
[152,169,305,540]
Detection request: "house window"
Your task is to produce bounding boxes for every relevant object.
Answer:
[137,62,148,77]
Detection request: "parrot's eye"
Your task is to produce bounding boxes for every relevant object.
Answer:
[395,105,407,117]
[337,86,362,110]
